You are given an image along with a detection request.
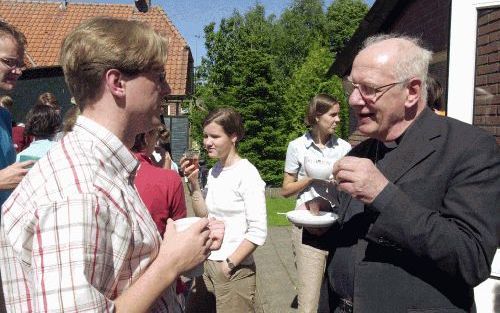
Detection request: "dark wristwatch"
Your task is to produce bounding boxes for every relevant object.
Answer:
[226,258,236,270]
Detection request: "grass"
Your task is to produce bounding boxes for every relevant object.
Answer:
[266,197,296,226]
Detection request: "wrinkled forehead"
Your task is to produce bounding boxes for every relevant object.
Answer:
[351,41,401,81]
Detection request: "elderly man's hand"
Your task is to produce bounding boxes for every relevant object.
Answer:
[333,156,389,204]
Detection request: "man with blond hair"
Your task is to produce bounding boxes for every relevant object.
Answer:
[0,17,222,312]
[314,34,499,312]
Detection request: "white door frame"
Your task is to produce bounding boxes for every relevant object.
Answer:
[447,0,500,124]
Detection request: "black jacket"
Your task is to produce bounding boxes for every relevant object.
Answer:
[326,108,500,312]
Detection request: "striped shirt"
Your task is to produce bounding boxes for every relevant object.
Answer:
[0,116,181,312]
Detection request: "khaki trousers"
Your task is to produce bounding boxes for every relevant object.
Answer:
[185,259,256,313]
[292,225,329,313]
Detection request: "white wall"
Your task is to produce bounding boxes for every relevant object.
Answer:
[447,0,500,124]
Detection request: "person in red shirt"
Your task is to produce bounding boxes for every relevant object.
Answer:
[132,125,190,305]
[131,125,187,236]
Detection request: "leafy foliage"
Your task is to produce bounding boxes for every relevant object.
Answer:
[189,0,368,186]
[326,0,369,55]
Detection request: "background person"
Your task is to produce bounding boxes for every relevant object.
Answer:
[152,124,179,173]
[0,21,33,206]
[0,94,31,152]
[16,104,61,162]
[0,19,33,311]
[35,91,61,114]
[183,107,267,313]
[322,34,499,312]
[426,75,445,116]
[132,125,195,308]
[131,125,187,235]
[281,93,350,313]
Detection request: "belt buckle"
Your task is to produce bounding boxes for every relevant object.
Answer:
[339,298,353,313]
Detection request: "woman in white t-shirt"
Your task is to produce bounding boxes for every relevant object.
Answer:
[182,107,267,313]
[281,94,351,313]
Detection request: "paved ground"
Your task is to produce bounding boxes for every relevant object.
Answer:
[184,186,298,312]
[254,226,298,313]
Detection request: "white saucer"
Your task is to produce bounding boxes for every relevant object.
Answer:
[286,210,338,228]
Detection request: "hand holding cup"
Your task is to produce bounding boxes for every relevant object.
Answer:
[159,218,211,278]
[332,156,389,203]
[180,149,200,183]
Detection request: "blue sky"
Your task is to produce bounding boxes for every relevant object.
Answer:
[76,0,374,66]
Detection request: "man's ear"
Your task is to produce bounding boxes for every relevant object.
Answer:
[105,69,126,98]
[405,78,422,108]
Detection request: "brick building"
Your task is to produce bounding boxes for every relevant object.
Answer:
[328,0,500,146]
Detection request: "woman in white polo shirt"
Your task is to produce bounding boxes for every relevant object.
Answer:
[281,93,351,313]
[182,107,267,313]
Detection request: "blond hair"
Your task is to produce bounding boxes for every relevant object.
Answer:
[60,17,168,107]
[0,95,13,110]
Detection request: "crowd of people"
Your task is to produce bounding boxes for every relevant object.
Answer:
[0,16,498,313]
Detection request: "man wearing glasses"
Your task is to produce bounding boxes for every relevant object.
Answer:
[319,34,499,312]
[0,17,223,312]
[0,22,32,206]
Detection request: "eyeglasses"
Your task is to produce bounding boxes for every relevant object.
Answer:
[156,70,166,84]
[146,69,167,84]
[343,78,408,101]
[0,57,25,71]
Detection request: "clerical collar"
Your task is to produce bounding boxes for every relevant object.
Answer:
[382,130,406,149]
[383,140,398,149]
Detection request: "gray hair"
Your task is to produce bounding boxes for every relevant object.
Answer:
[363,34,433,104]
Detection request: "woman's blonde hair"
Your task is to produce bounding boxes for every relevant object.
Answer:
[60,17,168,107]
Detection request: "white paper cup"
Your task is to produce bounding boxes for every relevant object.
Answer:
[174,217,204,278]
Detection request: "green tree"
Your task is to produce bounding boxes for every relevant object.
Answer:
[273,0,327,78]
[189,1,369,186]
[282,42,349,142]
[326,0,369,55]
[191,5,287,186]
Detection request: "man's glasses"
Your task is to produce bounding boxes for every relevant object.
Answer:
[156,70,166,84]
[0,57,25,71]
[342,78,408,101]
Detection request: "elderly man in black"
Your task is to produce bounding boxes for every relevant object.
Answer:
[318,34,499,313]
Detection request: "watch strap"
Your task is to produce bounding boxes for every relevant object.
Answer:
[226,257,236,270]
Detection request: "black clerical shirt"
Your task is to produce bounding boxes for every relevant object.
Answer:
[328,138,400,301]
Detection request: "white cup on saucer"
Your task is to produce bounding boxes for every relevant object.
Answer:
[304,156,334,180]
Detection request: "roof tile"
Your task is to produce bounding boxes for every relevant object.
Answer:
[0,0,192,96]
